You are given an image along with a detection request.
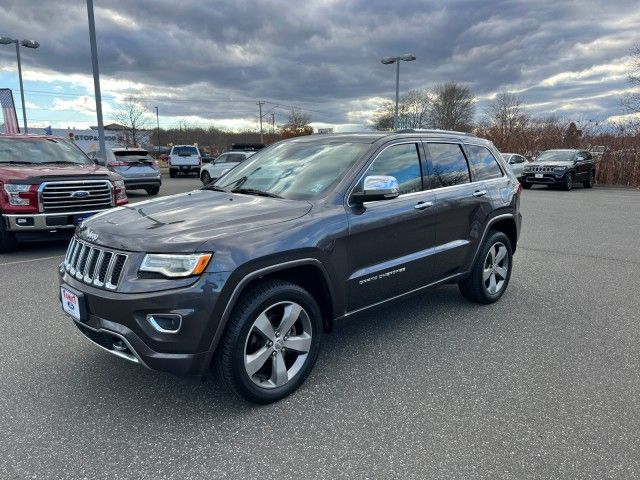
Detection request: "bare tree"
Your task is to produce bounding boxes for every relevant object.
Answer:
[428,82,475,131]
[485,91,530,150]
[621,45,640,113]
[372,89,431,130]
[112,95,149,146]
[281,108,313,138]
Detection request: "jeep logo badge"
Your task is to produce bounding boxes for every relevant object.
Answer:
[71,190,90,198]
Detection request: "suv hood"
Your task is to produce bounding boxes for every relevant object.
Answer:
[0,163,116,183]
[77,189,312,252]
[529,161,573,168]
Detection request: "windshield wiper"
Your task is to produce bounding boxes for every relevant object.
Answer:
[231,187,282,199]
[202,184,228,192]
[40,161,86,165]
[0,161,33,165]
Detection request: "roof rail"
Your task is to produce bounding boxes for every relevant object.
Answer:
[395,128,475,136]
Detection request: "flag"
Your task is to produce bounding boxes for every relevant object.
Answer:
[0,88,20,134]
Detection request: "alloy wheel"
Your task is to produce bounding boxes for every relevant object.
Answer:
[483,242,509,295]
[243,301,312,389]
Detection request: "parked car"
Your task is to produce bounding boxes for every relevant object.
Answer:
[168,145,201,178]
[501,153,528,179]
[521,149,595,190]
[88,148,161,195]
[0,134,127,252]
[200,151,255,184]
[59,130,522,403]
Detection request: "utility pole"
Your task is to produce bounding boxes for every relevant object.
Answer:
[257,101,265,143]
[155,106,160,156]
[87,0,106,159]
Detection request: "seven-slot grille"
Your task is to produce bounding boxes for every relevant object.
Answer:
[528,166,555,172]
[64,237,128,290]
[41,180,113,213]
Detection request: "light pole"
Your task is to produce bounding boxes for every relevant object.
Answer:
[155,106,160,157]
[86,0,106,160]
[381,53,416,130]
[0,36,40,133]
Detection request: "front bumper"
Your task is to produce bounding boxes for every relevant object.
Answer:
[521,171,568,184]
[59,268,231,376]
[3,209,108,232]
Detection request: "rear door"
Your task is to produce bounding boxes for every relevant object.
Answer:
[346,141,438,311]
[423,141,494,280]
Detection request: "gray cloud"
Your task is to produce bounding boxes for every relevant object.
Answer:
[1,0,638,126]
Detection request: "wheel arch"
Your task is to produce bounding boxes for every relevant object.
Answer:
[490,217,518,253]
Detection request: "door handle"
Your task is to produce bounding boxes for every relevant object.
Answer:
[472,190,487,197]
[414,201,434,210]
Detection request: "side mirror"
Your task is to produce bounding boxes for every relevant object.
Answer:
[352,175,400,203]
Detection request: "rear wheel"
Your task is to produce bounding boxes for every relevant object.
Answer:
[145,186,160,196]
[0,220,17,253]
[201,170,211,185]
[563,172,574,191]
[459,231,513,304]
[583,170,595,188]
[216,280,322,404]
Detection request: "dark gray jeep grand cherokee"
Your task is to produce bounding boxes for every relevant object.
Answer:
[59,130,522,403]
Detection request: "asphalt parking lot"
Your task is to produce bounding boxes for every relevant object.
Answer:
[1,180,639,479]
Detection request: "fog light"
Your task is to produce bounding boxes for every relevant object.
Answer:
[147,314,182,333]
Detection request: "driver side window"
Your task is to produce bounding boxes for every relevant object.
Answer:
[364,143,423,195]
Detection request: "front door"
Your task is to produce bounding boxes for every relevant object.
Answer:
[346,142,438,312]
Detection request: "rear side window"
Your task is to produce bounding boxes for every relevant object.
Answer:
[365,143,422,195]
[172,146,198,156]
[465,145,503,180]
[228,154,247,163]
[425,143,470,188]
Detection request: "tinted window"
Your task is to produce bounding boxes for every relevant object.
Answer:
[426,143,470,187]
[172,146,198,156]
[228,153,247,163]
[465,145,503,180]
[213,154,229,164]
[365,143,422,195]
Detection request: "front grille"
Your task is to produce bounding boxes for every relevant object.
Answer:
[528,166,554,172]
[41,180,113,213]
[64,237,128,290]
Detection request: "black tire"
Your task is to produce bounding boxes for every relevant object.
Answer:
[201,171,211,185]
[562,172,574,191]
[215,280,323,404]
[458,230,513,304]
[522,181,532,189]
[169,170,176,179]
[583,170,595,188]
[0,220,17,253]
[145,186,160,196]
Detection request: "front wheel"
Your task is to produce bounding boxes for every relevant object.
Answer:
[563,172,574,191]
[0,221,17,253]
[216,280,323,403]
[459,231,513,304]
[584,171,595,188]
[201,170,211,185]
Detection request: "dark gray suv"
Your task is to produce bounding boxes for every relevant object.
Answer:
[58,130,522,403]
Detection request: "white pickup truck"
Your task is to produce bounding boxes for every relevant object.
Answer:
[168,145,201,178]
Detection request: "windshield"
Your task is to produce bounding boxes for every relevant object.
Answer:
[0,138,91,165]
[536,150,575,162]
[215,141,369,200]
[172,146,198,156]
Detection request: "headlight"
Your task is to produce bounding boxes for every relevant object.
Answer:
[114,179,125,189]
[523,166,531,172]
[139,253,212,278]
[3,184,32,206]
[112,179,127,202]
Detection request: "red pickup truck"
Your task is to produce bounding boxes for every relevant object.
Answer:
[0,134,128,252]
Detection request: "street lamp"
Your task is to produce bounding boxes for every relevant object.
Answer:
[155,106,161,157]
[381,53,416,130]
[0,36,40,133]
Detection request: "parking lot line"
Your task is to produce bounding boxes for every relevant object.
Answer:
[0,255,63,267]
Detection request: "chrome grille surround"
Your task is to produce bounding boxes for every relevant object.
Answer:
[39,180,113,213]
[63,237,128,290]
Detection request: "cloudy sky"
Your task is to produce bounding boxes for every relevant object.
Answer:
[1,0,639,132]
